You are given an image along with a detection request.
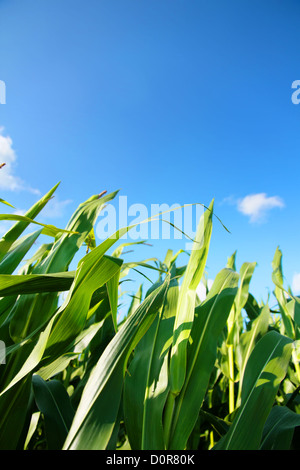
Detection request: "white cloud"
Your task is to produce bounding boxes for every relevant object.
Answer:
[292,273,300,294]
[237,193,284,223]
[0,129,40,195]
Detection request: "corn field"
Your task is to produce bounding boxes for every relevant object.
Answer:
[0,184,299,451]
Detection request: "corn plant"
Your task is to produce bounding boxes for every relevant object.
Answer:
[0,183,299,450]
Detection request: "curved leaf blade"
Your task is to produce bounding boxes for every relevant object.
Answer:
[260,405,300,450]
[169,200,214,395]
[168,268,239,449]
[214,331,293,450]
[124,269,179,450]
[63,275,170,450]
[32,374,75,450]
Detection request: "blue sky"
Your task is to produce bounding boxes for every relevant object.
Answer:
[0,0,300,309]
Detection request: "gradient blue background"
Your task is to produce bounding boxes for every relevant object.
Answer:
[0,0,299,310]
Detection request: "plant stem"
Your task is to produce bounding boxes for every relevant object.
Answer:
[228,344,235,414]
[209,430,215,449]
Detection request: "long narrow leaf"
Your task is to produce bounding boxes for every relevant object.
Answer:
[0,230,42,275]
[272,247,295,339]
[0,183,60,259]
[0,376,32,449]
[32,375,75,450]
[168,268,239,449]
[236,303,271,405]
[9,191,118,343]
[63,275,170,450]
[169,200,214,396]
[260,405,300,450]
[0,271,75,296]
[124,267,179,450]
[214,331,293,450]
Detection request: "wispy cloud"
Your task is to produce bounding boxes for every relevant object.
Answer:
[237,193,284,223]
[0,128,40,195]
[222,193,285,223]
[40,196,73,219]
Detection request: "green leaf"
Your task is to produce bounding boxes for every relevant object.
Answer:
[0,214,77,238]
[37,320,106,381]
[169,200,214,396]
[44,255,122,360]
[260,405,300,450]
[37,353,78,381]
[0,376,32,449]
[23,411,40,449]
[0,198,14,208]
[9,190,118,343]
[107,269,121,332]
[226,251,237,270]
[227,261,256,346]
[36,190,119,275]
[126,284,143,319]
[0,183,60,259]
[63,275,170,450]
[167,268,239,449]
[214,331,293,450]
[0,229,42,274]
[0,271,75,296]
[22,242,53,272]
[32,374,75,450]
[199,409,230,438]
[234,261,257,316]
[0,312,57,395]
[244,292,261,321]
[272,247,295,339]
[286,298,300,340]
[124,267,179,450]
[236,303,271,405]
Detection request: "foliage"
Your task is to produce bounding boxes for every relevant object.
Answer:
[0,184,299,450]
